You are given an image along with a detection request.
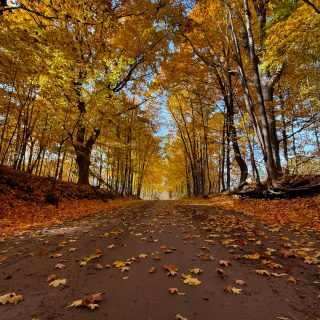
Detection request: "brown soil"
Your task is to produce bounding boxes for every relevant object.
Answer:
[0,201,319,320]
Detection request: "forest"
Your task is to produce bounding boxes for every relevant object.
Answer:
[0,0,319,200]
[0,1,320,320]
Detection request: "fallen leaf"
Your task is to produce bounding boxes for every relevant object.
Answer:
[255,270,270,276]
[304,256,318,265]
[0,293,24,305]
[55,263,66,269]
[175,314,188,320]
[164,263,178,276]
[149,267,157,273]
[235,279,247,286]
[0,294,11,305]
[120,266,130,272]
[47,274,57,282]
[224,286,242,294]
[271,273,289,278]
[261,260,283,269]
[49,279,67,287]
[244,253,260,260]
[217,268,227,278]
[190,268,203,275]
[168,288,186,295]
[169,287,178,294]
[8,294,23,305]
[68,300,83,308]
[287,276,297,283]
[0,256,8,263]
[113,261,127,268]
[40,248,49,256]
[182,274,202,286]
[68,293,103,310]
[80,252,103,266]
[219,259,231,267]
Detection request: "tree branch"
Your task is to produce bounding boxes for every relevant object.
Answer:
[302,0,320,14]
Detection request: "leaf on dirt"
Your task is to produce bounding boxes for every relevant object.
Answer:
[0,294,11,305]
[94,263,103,270]
[68,247,77,252]
[224,286,242,294]
[0,256,8,263]
[271,273,289,278]
[68,300,83,308]
[265,248,276,256]
[113,261,127,268]
[68,293,103,310]
[255,270,270,276]
[0,293,24,305]
[164,263,179,276]
[149,267,157,273]
[120,266,130,272]
[58,240,68,247]
[153,255,161,261]
[47,274,57,282]
[304,256,319,265]
[287,276,297,283]
[8,294,24,304]
[281,249,297,258]
[80,252,103,266]
[197,253,214,261]
[175,314,188,320]
[107,244,115,249]
[235,279,247,286]
[50,253,63,258]
[55,263,66,269]
[40,248,49,256]
[182,274,202,286]
[168,288,186,296]
[49,279,67,287]
[219,259,231,267]
[217,268,227,278]
[138,253,148,259]
[244,253,260,260]
[190,268,203,275]
[261,260,283,269]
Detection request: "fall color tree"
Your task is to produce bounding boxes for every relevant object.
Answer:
[0,0,319,198]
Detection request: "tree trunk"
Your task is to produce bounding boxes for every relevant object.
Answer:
[76,148,91,184]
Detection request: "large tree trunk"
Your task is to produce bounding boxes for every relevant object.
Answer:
[73,104,100,185]
[76,148,91,185]
[243,0,279,183]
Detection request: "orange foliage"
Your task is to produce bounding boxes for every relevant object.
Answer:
[0,198,137,238]
[189,195,320,233]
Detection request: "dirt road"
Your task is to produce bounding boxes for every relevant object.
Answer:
[0,201,319,319]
